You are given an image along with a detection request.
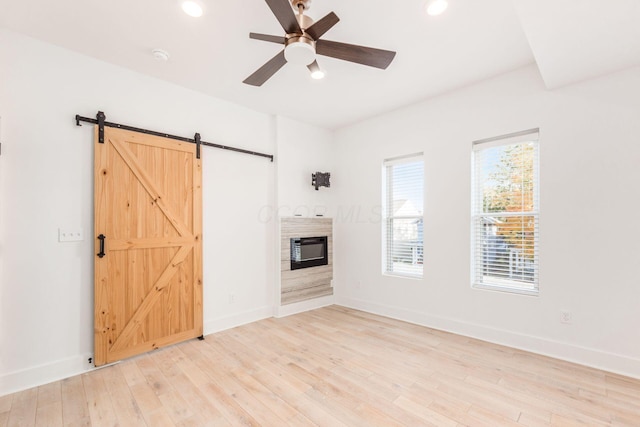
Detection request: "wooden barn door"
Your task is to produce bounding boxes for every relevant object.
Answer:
[94,126,202,366]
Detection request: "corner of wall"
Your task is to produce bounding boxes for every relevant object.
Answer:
[336,296,640,380]
[204,306,274,336]
[275,294,336,318]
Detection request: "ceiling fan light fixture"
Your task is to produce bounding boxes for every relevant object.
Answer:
[308,62,325,80]
[425,0,448,16]
[181,0,204,17]
[310,69,325,79]
[284,39,316,65]
[243,0,396,86]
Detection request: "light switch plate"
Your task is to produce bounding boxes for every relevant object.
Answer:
[59,228,84,242]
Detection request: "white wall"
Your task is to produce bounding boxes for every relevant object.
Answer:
[274,116,335,219]
[3,27,639,395]
[333,64,640,378]
[273,116,336,316]
[0,29,277,395]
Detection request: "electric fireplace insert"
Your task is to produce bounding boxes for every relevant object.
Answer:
[290,236,328,270]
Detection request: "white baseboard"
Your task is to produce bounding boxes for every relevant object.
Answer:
[336,296,640,380]
[0,353,94,397]
[1,307,274,397]
[275,294,335,318]
[6,297,635,398]
[204,305,274,335]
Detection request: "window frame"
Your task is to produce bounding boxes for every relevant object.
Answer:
[382,153,424,279]
[471,129,540,295]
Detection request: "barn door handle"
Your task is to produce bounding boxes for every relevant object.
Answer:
[97,234,106,258]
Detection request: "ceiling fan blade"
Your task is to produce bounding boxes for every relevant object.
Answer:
[304,12,339,40]
[250,32,285,44]
[243,50,287,86]
[316,39,396,69]
[264,0,301,34]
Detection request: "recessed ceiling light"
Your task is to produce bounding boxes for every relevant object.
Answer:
[151,49,170,62]
[425,0,448,16]
[181,1,204,17]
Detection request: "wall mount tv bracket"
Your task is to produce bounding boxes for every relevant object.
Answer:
[312,172,330,190]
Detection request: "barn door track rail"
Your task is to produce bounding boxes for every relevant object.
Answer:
[75,111,274,162]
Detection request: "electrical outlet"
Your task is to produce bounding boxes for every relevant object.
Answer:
[228,294,236,304]
[560,310,572,324]
[59,228,84,242]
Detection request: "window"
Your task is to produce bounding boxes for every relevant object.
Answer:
[472,129,539,294]
[383,154,424,278]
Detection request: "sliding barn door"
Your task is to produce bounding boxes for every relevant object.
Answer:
[94,126,202,366]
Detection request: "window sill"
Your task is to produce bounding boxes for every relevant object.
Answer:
[472,282,538,296]
[383,272,423,281]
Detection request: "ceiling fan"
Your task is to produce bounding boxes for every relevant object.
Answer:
[243,0,397,86]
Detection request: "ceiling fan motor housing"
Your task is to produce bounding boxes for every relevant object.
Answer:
[285,8,316,65]
[295,12,314,30]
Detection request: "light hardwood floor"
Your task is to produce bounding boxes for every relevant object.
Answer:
[2,306,640,426]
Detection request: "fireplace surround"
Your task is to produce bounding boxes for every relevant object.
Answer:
[280,217,333,305]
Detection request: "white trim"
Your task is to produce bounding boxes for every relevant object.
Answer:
[275,294,335,318]
[382,272,423,281]
[383,152,424,166]
[0,307,275,397]
[203,306,274,336]
[4,298,638,396]
[0,353,94,397]
[335,297,640,380]
[472,282,539,296]
[473,128,539,149]
[471,135,540,294]
[382,154,424,278]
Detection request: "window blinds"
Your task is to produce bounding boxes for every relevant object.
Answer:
[472,129,539,293]
[383,154,424,278]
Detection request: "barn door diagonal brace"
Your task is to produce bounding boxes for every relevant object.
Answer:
[75,111,274,162]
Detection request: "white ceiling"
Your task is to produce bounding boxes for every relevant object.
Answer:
[1,0,638,129]
[512,0,640,89]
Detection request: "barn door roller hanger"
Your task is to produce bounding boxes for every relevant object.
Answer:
[75,111,274,162]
